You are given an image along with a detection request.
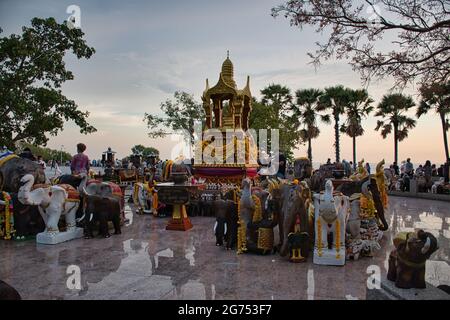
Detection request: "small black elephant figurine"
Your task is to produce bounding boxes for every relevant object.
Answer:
[213,198,238,249]
[387,230,438,289]
[83,194,122,238]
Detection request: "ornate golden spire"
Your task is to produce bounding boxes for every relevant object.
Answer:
[221,51,236,88]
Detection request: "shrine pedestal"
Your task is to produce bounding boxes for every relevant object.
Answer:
[156,182,204,232]
[166,204,193,231]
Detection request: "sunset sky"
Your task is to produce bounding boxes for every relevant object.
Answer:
[1,0,446,165]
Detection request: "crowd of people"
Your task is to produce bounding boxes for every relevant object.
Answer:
[386,158,449,193]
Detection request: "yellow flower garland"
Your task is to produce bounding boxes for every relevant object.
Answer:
[317,217,323,257]
[360,194,376,219]
[251,195,262,223]
[1,192,14,240]
[335,219,341,259]
[236,198,247,254]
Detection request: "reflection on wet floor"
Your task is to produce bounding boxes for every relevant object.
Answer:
[0,196,449,300]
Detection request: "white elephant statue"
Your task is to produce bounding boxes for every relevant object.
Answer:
[313,179,349,266]
[18,174,83,244]
[133,182,157,215]
[345,195,364,260]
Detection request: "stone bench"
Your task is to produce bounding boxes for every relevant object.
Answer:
[367,275,450,300]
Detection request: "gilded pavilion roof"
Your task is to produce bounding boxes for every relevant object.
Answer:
[202,53,251,100]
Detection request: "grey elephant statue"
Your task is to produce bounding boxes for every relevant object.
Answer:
[213,196,238,249]
[278,181,312,261]
[387,230,438,289]
[237,178,277,255]
[0,154,46,238]
[0,154,46,193]
[83,193,121,238]
[84,180,125,220]
[293,157,313,181]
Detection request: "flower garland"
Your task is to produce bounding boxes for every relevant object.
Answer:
[236,198,247,254]
[251,194,262,223]
[317,217,323,257]
[0,192,15,240]
[360,194,376,219]
[335,219,341,259]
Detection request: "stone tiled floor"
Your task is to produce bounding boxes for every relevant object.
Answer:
[0,196,449,300]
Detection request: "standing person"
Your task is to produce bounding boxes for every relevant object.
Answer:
[276,153,287,179]
[19,147,36,161]
[424,160,432,192]
[342,159,351,177]
[365,162,371,174]
[400,161,406,176]
[416,164,424,175]
[405,158,414,176]
[70,143,90,175]
[36,155,46,170]
[392,161,400,176]
[326,158,332,165]
[431,164,438,177]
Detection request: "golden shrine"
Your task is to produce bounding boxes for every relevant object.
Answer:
[193,52,258,184]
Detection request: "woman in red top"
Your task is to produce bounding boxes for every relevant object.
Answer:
[71,143,90,175]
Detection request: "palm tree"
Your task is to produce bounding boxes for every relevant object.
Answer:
[418,81,450,164]
[319,85,348,163]
[375,93,416,164]
[340,89,374,169]
[292,89,330,163]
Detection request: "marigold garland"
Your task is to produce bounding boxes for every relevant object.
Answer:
[317,217,323,257]
[360,194,376,219]
[251,194,262,223]
[1,192,15,240]
[335,219,341,259]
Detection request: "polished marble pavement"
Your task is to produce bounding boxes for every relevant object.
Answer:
[0,196,449,300]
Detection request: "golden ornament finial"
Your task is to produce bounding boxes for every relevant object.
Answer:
[227,50,229,59]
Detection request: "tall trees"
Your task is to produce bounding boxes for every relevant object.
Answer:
[375,93,416,164]
[418,81,450,163]
[250,84,300,161]
[291,88,330,162]
[272,0,450,87]
[319,85,348,163]
[131,145,160,158]
[0,17,96,150]
[144,91,205,146]
[341,89,374,168]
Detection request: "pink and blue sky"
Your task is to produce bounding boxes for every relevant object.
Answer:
[0,0,446,165]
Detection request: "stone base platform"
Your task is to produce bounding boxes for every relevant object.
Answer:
[36,227,84,245]
[367,275,450,300]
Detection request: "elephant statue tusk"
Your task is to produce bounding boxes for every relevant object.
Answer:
[213,221,217,234]
[421,237,431,254]
[89,213,94,222]
[76,213,86,223]
[82,187,91,197]
[224,222,227,236]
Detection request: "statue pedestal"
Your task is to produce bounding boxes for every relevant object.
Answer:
[36,227,84,245]
[367,275,450,300]
[166,204,193,231]
[313,247,346,266]
[156,182,204,232]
